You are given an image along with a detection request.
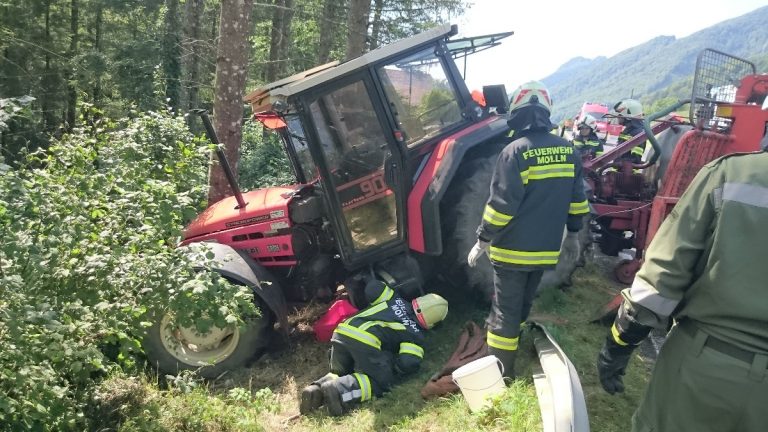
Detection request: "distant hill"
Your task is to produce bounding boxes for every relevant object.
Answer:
[543,5,768,122]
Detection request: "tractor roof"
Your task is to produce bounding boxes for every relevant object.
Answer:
[245,23,458,114]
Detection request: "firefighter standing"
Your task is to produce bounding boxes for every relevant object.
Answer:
[467,81,589,377]
[572,114,605,158]
[597,148,768,431]
[300,280,448,416]
[613,98,645,162]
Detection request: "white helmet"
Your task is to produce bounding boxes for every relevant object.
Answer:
[577,114,598,131]
[509,81,553,113]
[612,98,643,118]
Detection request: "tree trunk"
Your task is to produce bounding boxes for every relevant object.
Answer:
[41,1,57,133]
[66,0,79,131]
[207,0,254,205]
[369,0,383,49]
[345,0,371,60]
[163,0,182,111]
[92,4,103,106]
[276,0,294,77]
[181,0,204,121]
[265,0,285,82]
[317,0,338,63]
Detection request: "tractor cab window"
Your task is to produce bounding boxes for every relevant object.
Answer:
[308,80,399,252]
[377,47,463,147]
[285,114,318,181]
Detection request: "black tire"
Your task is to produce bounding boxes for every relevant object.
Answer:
[144,294,271,379]
[438,141,590,297]
[438,142,505,300]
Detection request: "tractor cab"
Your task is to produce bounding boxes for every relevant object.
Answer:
[245,24,512,268]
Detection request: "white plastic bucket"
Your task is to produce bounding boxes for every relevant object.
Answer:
[451,355,506,412]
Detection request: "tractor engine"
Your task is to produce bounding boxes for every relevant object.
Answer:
[180,184,338,302]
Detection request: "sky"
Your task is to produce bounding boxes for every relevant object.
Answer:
[455,0,768,93]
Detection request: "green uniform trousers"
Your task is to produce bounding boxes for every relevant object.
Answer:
[632,321,768,432]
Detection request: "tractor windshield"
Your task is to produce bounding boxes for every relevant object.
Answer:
[284,114,318,181]
[377,47,463,147]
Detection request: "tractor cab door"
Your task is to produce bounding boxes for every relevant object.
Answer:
[304,76,407,266]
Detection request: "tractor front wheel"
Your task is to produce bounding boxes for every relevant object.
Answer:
[144,302,270,379]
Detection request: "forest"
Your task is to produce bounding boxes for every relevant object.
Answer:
[1,0,466,167]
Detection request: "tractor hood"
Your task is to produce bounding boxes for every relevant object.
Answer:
[183,186,298,241]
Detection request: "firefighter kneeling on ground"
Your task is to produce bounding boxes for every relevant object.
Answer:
[597,113,768,431]
[300,279,448,416]
[467,80,589,378]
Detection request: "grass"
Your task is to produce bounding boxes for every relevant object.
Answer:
[96,262,654,431]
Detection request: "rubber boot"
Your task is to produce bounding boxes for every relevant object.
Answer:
[300,373,337,415]
[320,381,346,417]
[489,346,517,381]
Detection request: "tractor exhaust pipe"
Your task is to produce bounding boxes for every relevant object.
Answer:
[191,109,248,209]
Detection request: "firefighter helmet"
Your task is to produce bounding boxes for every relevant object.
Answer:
[612,98,643,117]
[412,293,448,329]
[509,81,553,113]
[578,114,598,131]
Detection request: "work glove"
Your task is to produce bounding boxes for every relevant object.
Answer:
[560,231,581,263]
[596,337,635,395]
[467,240,490,267]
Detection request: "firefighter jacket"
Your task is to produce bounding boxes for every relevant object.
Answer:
[617,151,768,354]
[477,129,589,270]
[572,132,604,158]
[332,281,426,374]
[618,119,646,160]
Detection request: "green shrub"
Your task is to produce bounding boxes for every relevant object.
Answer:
[0,111,255,430]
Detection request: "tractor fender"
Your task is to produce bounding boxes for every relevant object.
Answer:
[409,116,510,254]
[180,242,289,336]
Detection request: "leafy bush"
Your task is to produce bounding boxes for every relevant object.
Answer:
[0,111,256,430]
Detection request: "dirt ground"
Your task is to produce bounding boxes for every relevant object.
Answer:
[208,245,660,430]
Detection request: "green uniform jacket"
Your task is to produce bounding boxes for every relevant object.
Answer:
[624,151,768,353]
[477,130,589,270]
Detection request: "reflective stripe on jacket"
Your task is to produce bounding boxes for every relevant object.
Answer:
[618,120,646,159]
[332,283,426,372]
[477,130,588,269]
[572,132,605,158]
[623,151,768,353]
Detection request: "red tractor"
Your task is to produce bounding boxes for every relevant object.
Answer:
[143,24,525,377]
[586,49,768,287]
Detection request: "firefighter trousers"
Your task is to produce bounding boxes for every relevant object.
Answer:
[632,322,768,432]
[486,266,543,377]
[326,340,395,407]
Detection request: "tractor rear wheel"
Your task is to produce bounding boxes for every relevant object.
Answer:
[438,141,591,298]
[144,296,271,379]
[438,143,504,300]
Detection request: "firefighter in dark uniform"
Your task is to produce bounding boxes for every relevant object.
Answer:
[613,98,645,162]
[597,145,768,431]
[467,80,589,377]
[300,280,448,416]
[572,114,605,159]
